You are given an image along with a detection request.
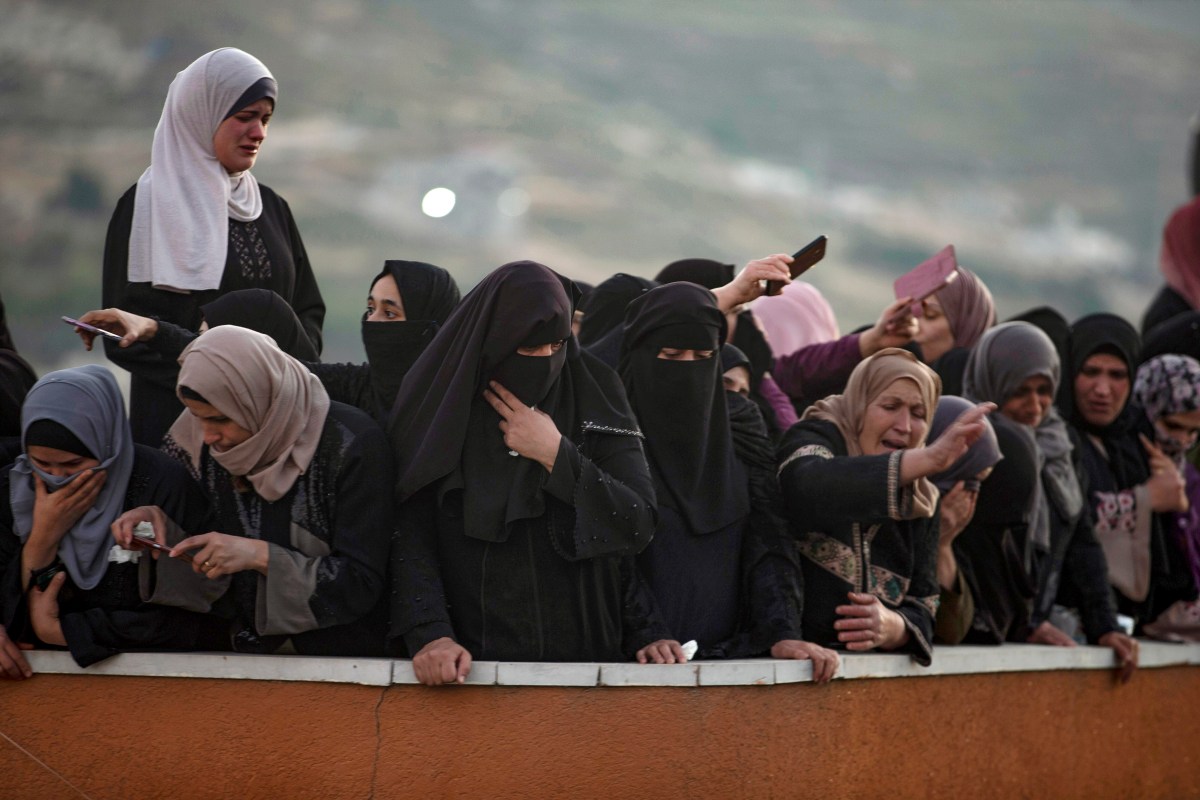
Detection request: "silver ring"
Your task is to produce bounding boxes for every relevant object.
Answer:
[508,449,520,457]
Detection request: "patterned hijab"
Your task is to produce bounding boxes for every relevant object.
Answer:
[802,348,941,519]
[1134,354,1200,468]
[9,366,135,590]
[129,48,277,292]
[169,325,329,501]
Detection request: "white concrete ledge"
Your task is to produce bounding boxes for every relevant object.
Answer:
[22,641,1200,687]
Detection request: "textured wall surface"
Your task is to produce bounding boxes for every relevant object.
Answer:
[2,666,1198,799]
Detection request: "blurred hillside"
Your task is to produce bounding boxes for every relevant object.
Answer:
[1,0,1198,371]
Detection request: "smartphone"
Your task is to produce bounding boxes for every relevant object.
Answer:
[766,235,828,296]
[893,245,959,316]
[133,529,192,561]
[62,316,123,342]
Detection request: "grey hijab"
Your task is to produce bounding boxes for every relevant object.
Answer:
[963,322,1083,550]
[9,365,135,590]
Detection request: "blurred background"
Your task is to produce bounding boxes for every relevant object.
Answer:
[2,0,1198,372]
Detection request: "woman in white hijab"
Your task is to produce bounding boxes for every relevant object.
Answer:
[96,48,325,447]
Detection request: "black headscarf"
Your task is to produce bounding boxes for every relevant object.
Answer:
[389,261,634,542]
[1067,312,1149,490]
[577,273,657,347]
[619,283,747,534]
[1141,310,1200,364]
[200,288,319,362]
[1067,313,1141,432]
[374,259,462,325]
[654,258,735,290]
[0,292,37,439]
[957,413,1040,641]
[362,261,462,417]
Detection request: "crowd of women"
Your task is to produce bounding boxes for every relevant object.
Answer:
[2,47,1200,687]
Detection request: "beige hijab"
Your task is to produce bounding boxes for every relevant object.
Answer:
[803,347,941,518]
[169,325,330,501]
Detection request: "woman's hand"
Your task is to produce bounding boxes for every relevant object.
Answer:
[901,403,995,485]
[171,533,268,578]
[936,481,977,590]
[770,639,840,684]
[1098,631,1139,685]
[484,381,563,472]
[111,505,170,557]
[412,637,473,685]
[1141,435,1188,513]
[939,481,978,544]
[0,623,33,680]
[711,254,793,312]
[28,572,67,647]
[1026,620,1077,647]
[834,592,910,651]
[636,639,689,664]
[859,297,920,356]
[75,308,158,350]
[32,470,106,542]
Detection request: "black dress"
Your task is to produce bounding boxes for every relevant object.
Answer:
[160,402,393,656]
[778,419,940,665]
[102,183,325,445]
[0,445,229,666]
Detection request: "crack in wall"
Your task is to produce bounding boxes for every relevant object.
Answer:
[367,685,388,799]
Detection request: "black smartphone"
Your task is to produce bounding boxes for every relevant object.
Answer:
[767,235,828,296]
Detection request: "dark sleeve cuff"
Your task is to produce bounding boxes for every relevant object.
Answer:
[401,620,457,658]
[60,610,117,668]
[542,436,580,504]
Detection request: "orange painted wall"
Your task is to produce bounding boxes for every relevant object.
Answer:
[2,668,1198,799]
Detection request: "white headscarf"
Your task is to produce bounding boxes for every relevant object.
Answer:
[128,48,275,293]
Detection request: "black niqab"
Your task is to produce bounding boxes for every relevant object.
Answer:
[577,273,657,347]
[390,261,630,543]
[359,261,461,418]
[374,260,461,325]
[1141,310,1200,364]
[654,258,735,290]
[619,283,748,534]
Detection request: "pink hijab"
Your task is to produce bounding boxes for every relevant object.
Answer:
[1160,196,1200,309]
[752,281,840,356]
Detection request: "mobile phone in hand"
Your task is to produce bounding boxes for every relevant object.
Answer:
[62,316,123,342]
[766,235,828,296]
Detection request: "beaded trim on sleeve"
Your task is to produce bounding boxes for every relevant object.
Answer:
[886,450,902,520]
[777,444,834,477]
[581,421,644,438]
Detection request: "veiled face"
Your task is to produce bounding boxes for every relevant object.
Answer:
[858,378,928,455]
[26,445,100,478]
[1000,374,1053,428]
[723,365,751,396]
[367,274,406,322]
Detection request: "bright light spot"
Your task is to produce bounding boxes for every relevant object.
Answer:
[421,187,456,218]
[497,187,530,217]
